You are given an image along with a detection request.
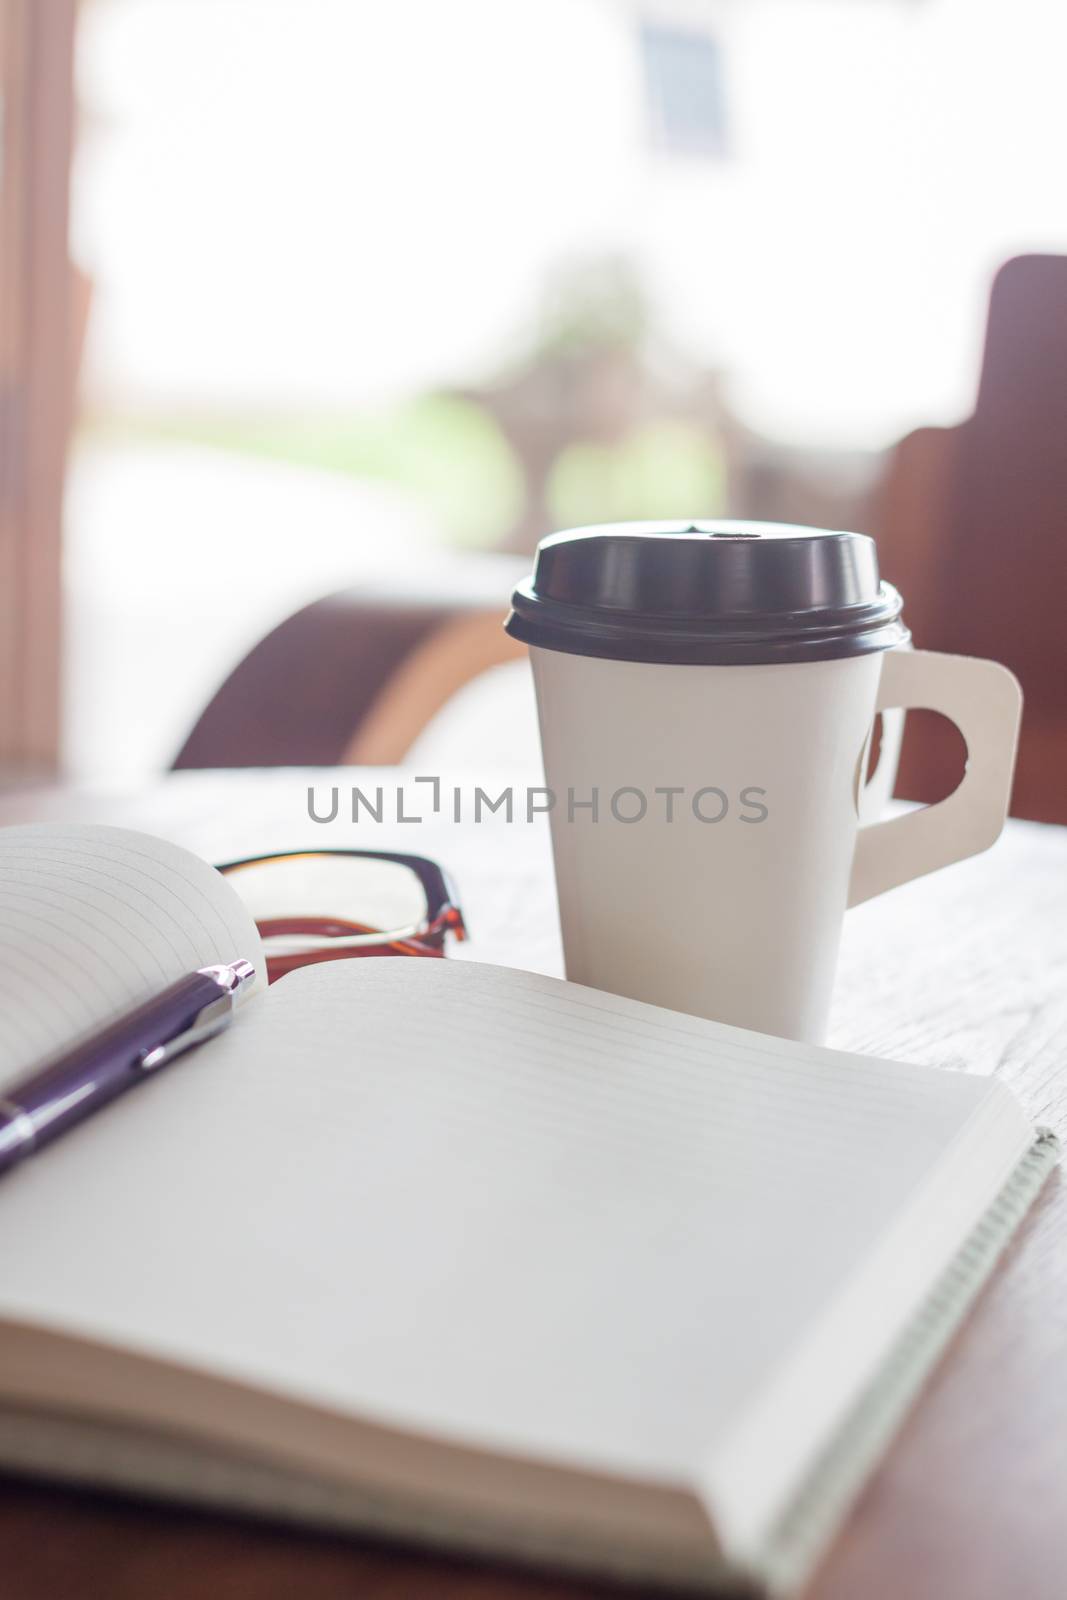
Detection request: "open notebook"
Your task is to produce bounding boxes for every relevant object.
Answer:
[0,824,1055,1595]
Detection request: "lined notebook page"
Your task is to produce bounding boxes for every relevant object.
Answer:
[0,825,265,1091]
[0,957,1018,1488]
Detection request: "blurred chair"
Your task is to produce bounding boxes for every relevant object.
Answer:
[172,555,528,769]
[871,254,1067,824]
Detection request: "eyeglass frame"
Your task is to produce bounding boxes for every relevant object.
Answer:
[216,848,468,962]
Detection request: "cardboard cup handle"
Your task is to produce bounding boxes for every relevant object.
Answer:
[848,649,1022,908]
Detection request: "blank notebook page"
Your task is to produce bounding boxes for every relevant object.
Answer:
[0,825,265,1092]
[0,958,1015,1483]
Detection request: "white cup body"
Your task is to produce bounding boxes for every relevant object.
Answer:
[530,645,885,1043]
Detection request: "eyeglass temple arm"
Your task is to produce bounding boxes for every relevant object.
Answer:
[431,903,468,941]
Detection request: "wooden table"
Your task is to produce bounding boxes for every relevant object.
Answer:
[3,769,1066,1600]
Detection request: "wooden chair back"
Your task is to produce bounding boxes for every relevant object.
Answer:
[172,557,527,770]
[872,255,1067,822]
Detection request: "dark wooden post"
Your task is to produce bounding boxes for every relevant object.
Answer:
[0,0,77,778]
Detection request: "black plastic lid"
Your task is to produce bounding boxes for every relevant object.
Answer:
[505,520,908,665]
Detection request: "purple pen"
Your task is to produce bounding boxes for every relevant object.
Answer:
[0,959,256,1177]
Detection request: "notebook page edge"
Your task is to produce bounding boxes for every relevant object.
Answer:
[754,1128,1058,1595]
[0,1315,719,1582]
[697,1081,1039,1568]
[0,823,265,1088]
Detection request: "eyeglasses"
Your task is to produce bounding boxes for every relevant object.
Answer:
[217,850,467,984]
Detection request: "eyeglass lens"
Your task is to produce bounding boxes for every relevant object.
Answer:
[222,854,430,936]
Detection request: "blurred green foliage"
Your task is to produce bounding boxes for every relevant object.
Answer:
[548,421,725,529]
[92,395,524,548]
[530,256,648,359]
[88,259,724,548]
